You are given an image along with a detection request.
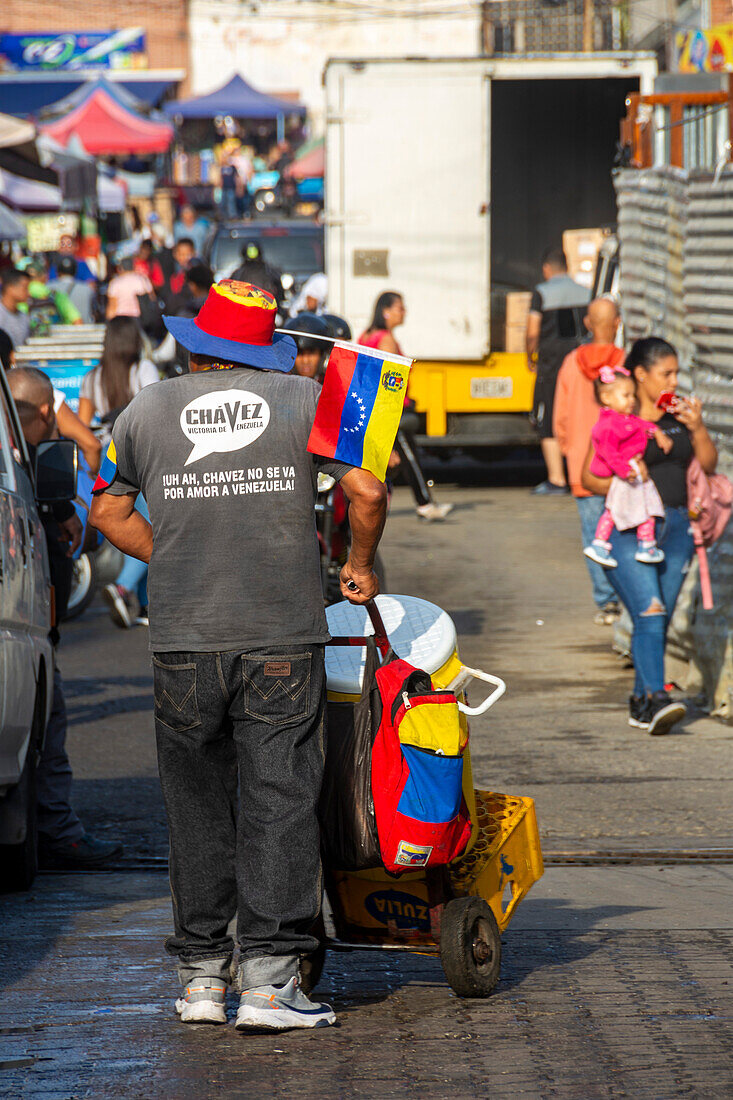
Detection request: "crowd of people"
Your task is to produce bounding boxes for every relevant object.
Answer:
[531,246,719,736]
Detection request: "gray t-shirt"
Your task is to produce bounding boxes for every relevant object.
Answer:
[104,367,352,651]
[0,302,30,349]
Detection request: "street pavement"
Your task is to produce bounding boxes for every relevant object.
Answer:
[2,465,733,1097]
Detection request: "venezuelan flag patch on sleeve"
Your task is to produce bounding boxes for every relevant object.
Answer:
[92,439,118,494]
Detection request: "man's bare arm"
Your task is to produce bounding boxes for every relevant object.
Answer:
[56,400,102,473]
[338,467,388,605]
[90,492,153,564]
[526,312,541,369]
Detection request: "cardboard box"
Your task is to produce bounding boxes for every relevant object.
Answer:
[563,228,610,289]
[505,323,527,354]
[505,290,532,327]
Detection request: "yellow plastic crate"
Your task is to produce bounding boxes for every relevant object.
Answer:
[327,790,542,945]
[449,790,544,932]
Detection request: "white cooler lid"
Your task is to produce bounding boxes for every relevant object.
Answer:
[325,594,457,695]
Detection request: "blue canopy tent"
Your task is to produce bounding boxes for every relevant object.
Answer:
[38,76,152,120]
[163,74,305,141]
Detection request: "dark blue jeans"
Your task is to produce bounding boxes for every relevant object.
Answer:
[576,494,617,608]
[153,645,326,987]
[37,664,83,846]
[608,506,693,695]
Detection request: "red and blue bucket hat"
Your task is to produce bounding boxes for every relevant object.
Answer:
[163,280,296,372]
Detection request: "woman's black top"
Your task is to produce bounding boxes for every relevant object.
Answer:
[644,412,693,509]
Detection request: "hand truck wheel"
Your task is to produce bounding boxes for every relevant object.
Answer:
[439,896,501,998]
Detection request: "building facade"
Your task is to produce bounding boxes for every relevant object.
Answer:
[0,0,189,76]
[189,0,482,132]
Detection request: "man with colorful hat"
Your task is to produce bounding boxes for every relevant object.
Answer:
[90,280,387,1031]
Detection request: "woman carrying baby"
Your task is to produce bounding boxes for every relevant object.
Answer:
[582,337,718,736]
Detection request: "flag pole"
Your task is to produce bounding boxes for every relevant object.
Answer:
[274,329,413,367]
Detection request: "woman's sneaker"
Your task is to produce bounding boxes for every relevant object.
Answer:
[628,694,650,729]
[235,977,336,1031]
[584,540,618,568]
[594,600,621,626]
[647,691,686,736]
[636,541,665,565]
[103,584,135,629]
[416,502,454,522]
[175,977,228,1024]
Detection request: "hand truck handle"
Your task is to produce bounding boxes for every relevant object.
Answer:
[366,600,391,657]
[447,666,506,717]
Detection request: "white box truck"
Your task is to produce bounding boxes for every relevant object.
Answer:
[324,53,657,448]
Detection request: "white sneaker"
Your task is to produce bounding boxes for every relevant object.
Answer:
[175,977,228,1024]
[416,502,454,522]
[102,584,134,629]
[235,976,336,1031]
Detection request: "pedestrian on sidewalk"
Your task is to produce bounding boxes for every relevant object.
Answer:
[553,296,624,624]
[79,317,159,629]
[527,248,590,495]
[359,290,453,521]
[0,268,30,349]
[7,368,122,868]
[581,337,718,735]
[106,253,155,321]
[90,280,388,1031]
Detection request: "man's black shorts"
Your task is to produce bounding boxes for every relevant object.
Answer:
[531,370,559,440]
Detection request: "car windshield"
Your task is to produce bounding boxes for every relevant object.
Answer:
[212,230,323,278]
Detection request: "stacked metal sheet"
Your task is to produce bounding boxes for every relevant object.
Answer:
[615,167,692,391]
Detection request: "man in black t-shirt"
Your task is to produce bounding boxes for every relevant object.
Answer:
[526,247,590,495]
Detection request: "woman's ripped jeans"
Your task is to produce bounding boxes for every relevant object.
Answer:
[607,505,693,696]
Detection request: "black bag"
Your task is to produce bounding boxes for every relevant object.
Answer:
[318,638,383,871]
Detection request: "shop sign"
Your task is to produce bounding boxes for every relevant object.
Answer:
[676,25,733,72]
[0,29,147,72]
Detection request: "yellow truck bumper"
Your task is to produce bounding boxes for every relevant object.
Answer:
[409,353,535,438]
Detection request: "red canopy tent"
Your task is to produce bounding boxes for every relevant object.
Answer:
[285,140,324,180]
[40,81,173,156]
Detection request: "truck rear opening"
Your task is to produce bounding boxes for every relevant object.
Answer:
[491,77,642,292]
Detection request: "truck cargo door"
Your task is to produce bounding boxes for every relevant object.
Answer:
[326,61,490,361]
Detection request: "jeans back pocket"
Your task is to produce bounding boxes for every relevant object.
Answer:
[153,658,201,732]
[243,652,312,727]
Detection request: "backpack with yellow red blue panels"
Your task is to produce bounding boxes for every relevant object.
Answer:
[370,658,471,874]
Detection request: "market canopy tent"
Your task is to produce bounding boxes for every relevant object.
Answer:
[163,73,305,120]
[0,111,35,150]
[285,138,324,180]
[0,199,26,239]
[39,76,152,121]
[0,167,61,211]
[40,78,173,156]
[37,132,97,210]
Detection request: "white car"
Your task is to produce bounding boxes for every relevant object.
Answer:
[0,369,73,890]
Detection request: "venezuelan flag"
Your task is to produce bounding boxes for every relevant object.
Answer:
[92,440,118,494]
[308,343,412,481]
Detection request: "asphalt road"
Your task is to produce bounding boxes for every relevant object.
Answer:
[2,461,733,1097]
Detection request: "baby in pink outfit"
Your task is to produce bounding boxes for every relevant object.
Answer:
[584,366,672,569]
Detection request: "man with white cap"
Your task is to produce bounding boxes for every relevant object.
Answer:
[91,279,387,1031]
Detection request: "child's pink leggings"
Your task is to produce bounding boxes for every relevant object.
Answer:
[596,509,656,544]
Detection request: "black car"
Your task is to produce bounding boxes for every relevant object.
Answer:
[203,221,324,309]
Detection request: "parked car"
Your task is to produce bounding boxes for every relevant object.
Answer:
[0,370,76,890]
[203,220,324,311]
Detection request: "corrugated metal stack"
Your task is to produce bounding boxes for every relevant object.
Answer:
[615,166,692,390]
[614,166,733,719]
